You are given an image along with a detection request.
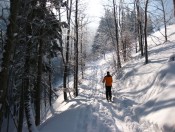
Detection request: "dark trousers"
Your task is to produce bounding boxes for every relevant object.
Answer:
[105,86,112,101]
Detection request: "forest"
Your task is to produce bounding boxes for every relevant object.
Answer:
[0,0,175,132]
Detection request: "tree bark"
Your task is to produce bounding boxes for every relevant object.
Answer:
[24,1,38,131]
[173,0,175,16]
[113,0,121,69]
[136,0,144,56]
[35,0,46,125]
[49,54,52,106]
[0,0,20,129]
[160,0,168,42]
[133,1,138,53]
[35,31,43,126]
[17,85,24,132]
[74,0,79,96]
[23,39,33,132]
[80,17,84,79]
[23,32,38,132]
[63,0,73,101]
[144,0,149,64]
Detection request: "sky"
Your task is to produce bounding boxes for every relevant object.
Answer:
[37,24,175,132]
[85,0,104,31]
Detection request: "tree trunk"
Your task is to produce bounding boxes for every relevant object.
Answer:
[133,1,138,53]
[0,30,3,51]
[17,85,24,132]
[136,0,144,56]
[35,32,43,126]
[113,0,121,69]
[24,2,38,131]
[74,0,79,97]
[173,0,175,16]
[49,54,52,106]
[63,0,73,101]
[144,0,149,64]
[23,38,38,132]
[119,0,126,62]
[23,40,33,132]
[58,6,67,100]
[0,0,20,129]
[35,0,46,125]
[160,0,168,42]
[80,18,84,79]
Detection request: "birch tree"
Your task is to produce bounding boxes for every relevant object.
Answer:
[113,0,121,68]
[63,0,73,101]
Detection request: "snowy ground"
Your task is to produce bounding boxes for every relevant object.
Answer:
[38,25,175,132]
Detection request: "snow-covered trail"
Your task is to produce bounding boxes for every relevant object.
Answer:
[84,58,161,132]
[72,63,122,132]
[82,61,135,132]
[39,58,124,132]
[40,57,123,132]
[39,55,160,132]
[38,24,175,132]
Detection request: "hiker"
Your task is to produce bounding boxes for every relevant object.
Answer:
[102,71,113,101]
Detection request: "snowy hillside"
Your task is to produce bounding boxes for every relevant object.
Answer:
[38,24,175,132]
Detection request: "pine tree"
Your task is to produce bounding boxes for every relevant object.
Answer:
[0,0,20,129]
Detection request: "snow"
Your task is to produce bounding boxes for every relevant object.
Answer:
[38,24,175,132]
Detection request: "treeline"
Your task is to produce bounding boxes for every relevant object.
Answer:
[0,0,88,131]
[92,0,173,70]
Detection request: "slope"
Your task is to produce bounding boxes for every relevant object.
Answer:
[39,24,175,132]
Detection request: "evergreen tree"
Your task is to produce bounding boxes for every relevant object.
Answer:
[0,0,67,131]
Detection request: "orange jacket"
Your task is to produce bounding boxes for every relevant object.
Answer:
[103,75,113,86]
